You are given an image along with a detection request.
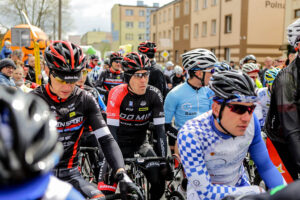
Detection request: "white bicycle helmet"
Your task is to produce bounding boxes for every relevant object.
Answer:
[165,61,174,67]
[242,63,259,74]
[174,65,183,74]
[287,18,300,48]
[181,48,217,71]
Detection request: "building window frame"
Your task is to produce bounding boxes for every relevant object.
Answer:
[195,0,199,11]
[175,4,180,18]
[295,9,300,18]
[184,24,189,39]
[175,26,180,41]
[184,0,190,15]
[125,9,134,16]
[225,15,232,33]
[202,21,207,37]
[138,21,145,28]
[211,19,216,35]
[126,21,134,28]
[125,33,134,40]
[225,47,230,61]
[139,10,145,16]
[211,0,217,6]
[203,0,208,9]
[194,23,199,38]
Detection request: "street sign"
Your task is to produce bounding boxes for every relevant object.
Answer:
[161,50,169,60]
[11,28,31,47]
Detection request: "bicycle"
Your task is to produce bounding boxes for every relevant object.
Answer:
[78,146,99,184]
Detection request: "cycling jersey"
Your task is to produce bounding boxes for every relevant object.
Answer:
[164,81,214,129]
[178,111,285,200]
[81,84,107,112]
[149,60,168,98]
[254,87,270,128]
[171,74,185,88]
[0,173,84,200]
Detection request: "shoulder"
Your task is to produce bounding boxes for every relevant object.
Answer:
[147,85,163,102]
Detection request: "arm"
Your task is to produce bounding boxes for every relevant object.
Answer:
[249,115,286,188]
[177,124,262,200]
[95,70,109,95]
[164,91,177,124]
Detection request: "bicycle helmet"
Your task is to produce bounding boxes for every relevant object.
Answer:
[287,18,300,49]
[242,54,257,64]
[214,62,232,73]
[264,68,281,86]
[174,65,183,75]
[0,87,63,185]
[181,48,217,71]
[121,52,151,83]
[44,40,86,83]
[109,52,122,65]
[165,61,174,68]
[242,63,260,74]
[138,41,157,59]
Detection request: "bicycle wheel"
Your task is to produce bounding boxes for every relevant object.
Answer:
[167,191,186,200]
[80,152,97,184]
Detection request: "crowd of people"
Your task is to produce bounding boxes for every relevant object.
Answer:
[0,17,300,200]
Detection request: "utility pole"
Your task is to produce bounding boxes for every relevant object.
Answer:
[58,0,62,40]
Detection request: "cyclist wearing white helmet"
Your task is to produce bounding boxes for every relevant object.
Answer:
[242,63,263,88]
[164,48,217,152]
[171,65,185,88]
[164,61,174,78]
[265,18,300,181]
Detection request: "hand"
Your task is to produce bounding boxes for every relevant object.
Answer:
[115,172,144,200]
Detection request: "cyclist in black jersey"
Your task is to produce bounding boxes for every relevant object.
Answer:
[32,41,143,200]
[95,52,125,104]
[107,52,168,200]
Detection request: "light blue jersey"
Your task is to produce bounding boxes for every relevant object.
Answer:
[164,82,214,128]
[178,111,285,200]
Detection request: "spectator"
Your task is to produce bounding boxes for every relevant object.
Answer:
[273,56,286,69]
[0,41,12,59]
[163,61,174,78]
[171,65,185,88]
[0,58,16,87]
[12,66,32,92]
[259,57,273,86]
[25,56,36,83]
[10,49,24,64]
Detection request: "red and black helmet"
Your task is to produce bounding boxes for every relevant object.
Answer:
[138,41,157,54]
[109,52,122,65]
[44,40,86,82]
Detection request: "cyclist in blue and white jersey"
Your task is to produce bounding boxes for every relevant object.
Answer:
[254,68,280,129]
[164,49,217,150]
[178,70,285,200]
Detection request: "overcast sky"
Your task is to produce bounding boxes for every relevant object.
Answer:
[69,0,173,36]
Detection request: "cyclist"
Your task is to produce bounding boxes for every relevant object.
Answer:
[138,41,168,99]
[164,48,217,152]
[178,70,285,200]
[214,61,232,72]
[106,52,167,200]
[89,55,99,69]
[242,63,263,88]
[32,41,142,200]
[254,68,280,129]
[170,65,185,88]
[164,61,174,78]
[265,18,300,181]
[243,54,257,64]
[0,87,84,200]
[95,52,125,104]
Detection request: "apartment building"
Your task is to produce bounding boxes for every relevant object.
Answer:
[111,1,158,52]
[150,1,175,63]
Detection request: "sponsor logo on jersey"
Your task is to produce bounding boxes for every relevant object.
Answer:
[139,107,149,111]
[125,108,134,111]
[110,100,115,107]
[69,111,76,118]
[182,103,192,111]
[120,113,151,121]
[57,116,84,128]
[129,101,133,107]
[140,100,147,106]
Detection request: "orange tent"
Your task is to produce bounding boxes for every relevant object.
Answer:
[2,24,50,61]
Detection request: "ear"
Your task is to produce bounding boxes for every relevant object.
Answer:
[212,101,220,118]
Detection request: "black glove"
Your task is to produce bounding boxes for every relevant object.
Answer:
[165,123,178,140]
[115,171,144,200]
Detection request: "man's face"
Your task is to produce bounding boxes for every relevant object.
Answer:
[111,60,122,71]
[129,70,149,95]
[264,58,273,68]
[213,102,255,136]
[194,67,214,86]
[49,74,76,99]
[12,68,24,81]
[92,59,98,65]
[247,72,258,81]
[76,69,88,87]
[1,66,15,77]
[28,57,35,68]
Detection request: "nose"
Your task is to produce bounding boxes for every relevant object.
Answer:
[240,111,252,122]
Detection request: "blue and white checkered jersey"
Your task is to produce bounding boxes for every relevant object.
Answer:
[178,110,285,200]
[254,87,270,129]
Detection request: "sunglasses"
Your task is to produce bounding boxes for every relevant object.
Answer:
[52,73,78,84]
[132,71,150,79]
[113,60,121,64]
[226,104,256,115]
[202,68,215,74]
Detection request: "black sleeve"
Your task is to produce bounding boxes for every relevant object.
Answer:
[149,68,167,98]
[108,125,118,141]
[154,124,167,157]
[95,71,108,95]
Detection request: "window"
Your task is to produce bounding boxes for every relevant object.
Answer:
[138,22,145,28]
[175,26,180,41]
[184,0,189,15]
[225,15,232,33]
[175,5,180,18]
[125,9,133,16]
[168,29,172,39]
[211,19,216,35]
[175,50,179,63]
[153,33,156,42]
[194,23,199,38]
[159,13,161,24]
[163,11,166,22]
[202,21,207,36]
[153,14,156,25]
[203,0,207,8]
[168,8,172,21]
[125,33,133,40]
[139,10,145,16]
[225,48,230,61]
[212,0,217,6]
[163,31,166,38]
[184,24,189,39]
[211,48,216,54]
[295,9,300,18]
[195,0,199,11]
[126,21,134,28]
[138,33,145,40]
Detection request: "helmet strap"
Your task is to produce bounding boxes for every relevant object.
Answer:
[193,71,205,87]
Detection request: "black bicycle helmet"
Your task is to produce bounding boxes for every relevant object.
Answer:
[138,41,157,59]
[0,87,63,185]
[213,62,232,73]
[121,52,151,83]
[109,52,122,65]
[44,40,86,83]
[242,54,257,64]
[209,70,256,101]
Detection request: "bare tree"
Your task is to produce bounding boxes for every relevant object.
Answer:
[0,0,72,39]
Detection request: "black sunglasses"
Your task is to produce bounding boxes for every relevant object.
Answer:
[226,104,256,115]
[132,71,150,78]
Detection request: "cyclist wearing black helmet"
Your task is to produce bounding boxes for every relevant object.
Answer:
[107,52,167,200]
[177,70,285,200]
[138,41,168,98]
[32,41,142,200]
[0,87,84,200]
[95,52,125,104]
[243,54,257,64]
